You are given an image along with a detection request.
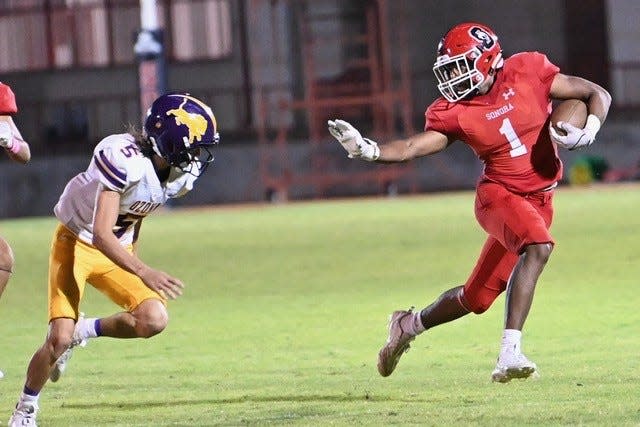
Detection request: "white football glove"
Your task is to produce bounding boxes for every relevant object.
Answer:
[549,114,601,151]
[327,119,380,161]
[0,121,12,149]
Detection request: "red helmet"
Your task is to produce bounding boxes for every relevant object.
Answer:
[433,22,503,102]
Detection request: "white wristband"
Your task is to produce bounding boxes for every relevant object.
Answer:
[365,144,380,162]
[361,138,380,161]
[584,114,601,141]
[0,121,12,149]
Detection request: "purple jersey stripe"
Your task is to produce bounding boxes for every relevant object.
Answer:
[94,155,126,189]
[98,150,127,180]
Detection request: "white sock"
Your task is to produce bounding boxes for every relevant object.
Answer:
[412,310,426,334]
[500,329,522,355]
[77,317,99,339]
[400,310,426,336]
[19,392,39,407]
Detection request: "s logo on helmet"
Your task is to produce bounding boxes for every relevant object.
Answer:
[469,27,495,50]
[167,98,209,145]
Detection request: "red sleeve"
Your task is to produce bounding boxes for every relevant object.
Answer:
[424,98,460,137]
[0,83,18,115]
[530,51,560,86]
[424,109,447,133]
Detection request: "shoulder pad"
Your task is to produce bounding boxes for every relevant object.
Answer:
[92,134,146,191]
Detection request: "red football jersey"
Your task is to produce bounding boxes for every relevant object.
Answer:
[425,51,561,194]
[0,82,17,115]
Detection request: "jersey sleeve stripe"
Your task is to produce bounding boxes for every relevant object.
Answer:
[95,159,126,189]
[98,150,127,180]
[94,152,126,189]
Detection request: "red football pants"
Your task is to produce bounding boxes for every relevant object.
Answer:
[461,180,554,313]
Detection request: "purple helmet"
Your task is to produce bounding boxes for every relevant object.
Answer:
[144,93,220,175]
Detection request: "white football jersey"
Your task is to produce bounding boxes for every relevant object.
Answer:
[54,133,199,246]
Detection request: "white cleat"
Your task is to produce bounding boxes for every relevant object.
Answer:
[8,402,38,427]
[0,370,4,379]
[50,313,88,383]
[377,309,416,377]
[491,351,538,383]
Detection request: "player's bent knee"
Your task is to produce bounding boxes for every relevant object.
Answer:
[142,315,167,337]
[132,299,168,338]
[46,318,76,357]
[524,242,553,264]
[137,316,167,338]
[0,237,15,272]
[467,299,492,314]
[462,286,501,314]
[46,333,74,360]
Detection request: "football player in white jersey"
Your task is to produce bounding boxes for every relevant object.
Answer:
[0,82,31,381]
[9,93,220,427]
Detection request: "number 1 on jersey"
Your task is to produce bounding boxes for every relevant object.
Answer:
[499,118,527,157]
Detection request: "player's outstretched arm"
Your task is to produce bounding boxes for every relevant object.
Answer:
[0,116,30,164]
[328,119,450,163]
[376,130,450,163]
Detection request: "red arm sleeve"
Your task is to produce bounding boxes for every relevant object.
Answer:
[0,83,18,115]
[424,98,460,139]
[532,52,560,88]
[425,110,447,133]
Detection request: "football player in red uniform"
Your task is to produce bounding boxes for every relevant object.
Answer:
[328,22,611,382]
[0,82,31,380]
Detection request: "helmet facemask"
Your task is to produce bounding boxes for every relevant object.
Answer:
[433,49,485,102]
[149,131,219,177]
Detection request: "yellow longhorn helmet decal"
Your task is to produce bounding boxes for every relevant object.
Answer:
[166,95,216,145]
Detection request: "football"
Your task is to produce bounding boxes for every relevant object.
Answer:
[550,99,588,136]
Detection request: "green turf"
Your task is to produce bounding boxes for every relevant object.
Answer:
[1,185,639,426]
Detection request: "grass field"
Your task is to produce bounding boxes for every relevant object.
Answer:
[0,184,639,426]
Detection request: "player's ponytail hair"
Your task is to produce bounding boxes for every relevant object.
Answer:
[125,123,155,158]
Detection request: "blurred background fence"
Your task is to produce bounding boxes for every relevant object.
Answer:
[0,0,639,217]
